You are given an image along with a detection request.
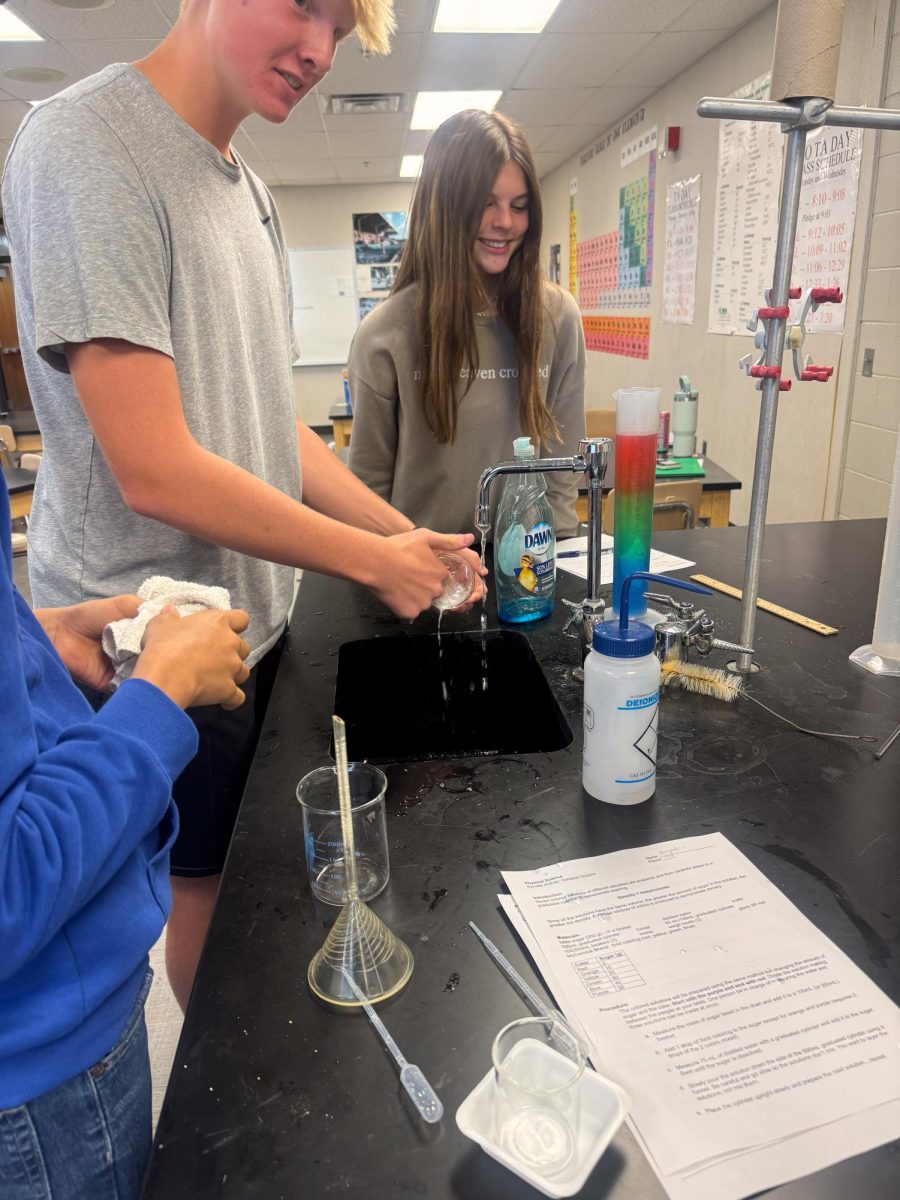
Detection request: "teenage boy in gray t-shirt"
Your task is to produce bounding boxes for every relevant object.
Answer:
[2,0,479,1011]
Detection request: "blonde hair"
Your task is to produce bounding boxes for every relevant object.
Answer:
[393,109,558,447]
[178,0,395,55]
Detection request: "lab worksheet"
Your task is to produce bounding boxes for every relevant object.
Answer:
[556,534,693,582]
[502,833,900,1200]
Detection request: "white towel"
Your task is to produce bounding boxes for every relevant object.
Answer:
[102,575,231,689]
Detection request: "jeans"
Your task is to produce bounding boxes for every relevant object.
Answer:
[0,970,154,1200]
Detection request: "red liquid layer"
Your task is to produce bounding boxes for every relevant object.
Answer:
[612,432,657,615]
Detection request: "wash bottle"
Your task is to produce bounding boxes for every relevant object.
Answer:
[494,437,556,623]
[583,572,713,804]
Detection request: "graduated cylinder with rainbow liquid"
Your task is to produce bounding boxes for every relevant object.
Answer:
[611,387,661,620]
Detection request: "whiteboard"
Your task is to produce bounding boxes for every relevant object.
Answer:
[288,246,357,367]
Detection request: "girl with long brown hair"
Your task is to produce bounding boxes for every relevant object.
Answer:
[348,109,585,538]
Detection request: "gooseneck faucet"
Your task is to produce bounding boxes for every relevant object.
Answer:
[475,436,612,650]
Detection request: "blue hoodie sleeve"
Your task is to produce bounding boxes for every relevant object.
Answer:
[0,534,198,978]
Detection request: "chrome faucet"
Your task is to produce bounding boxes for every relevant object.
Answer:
[475,436,612,652]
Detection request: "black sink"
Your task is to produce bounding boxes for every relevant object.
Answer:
[334,629,573,764]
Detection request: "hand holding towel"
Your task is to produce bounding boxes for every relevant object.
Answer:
[102,575,232,689]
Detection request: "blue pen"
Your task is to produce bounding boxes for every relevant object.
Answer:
[558,548,612,559]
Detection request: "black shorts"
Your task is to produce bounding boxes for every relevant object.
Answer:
[84,633,284,878]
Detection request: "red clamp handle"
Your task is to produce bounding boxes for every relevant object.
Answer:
[750,365,782,379]
[788,287,802,299]
[758,306,790,320]
[779,379,793,391]
[801,366,834,382]
[811,287,843,304]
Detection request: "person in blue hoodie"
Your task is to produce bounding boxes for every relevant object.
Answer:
[0,482,252,1200]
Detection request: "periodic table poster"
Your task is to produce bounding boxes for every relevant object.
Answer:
[575,127,657,360]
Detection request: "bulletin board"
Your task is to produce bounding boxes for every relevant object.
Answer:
[288,246,357,367]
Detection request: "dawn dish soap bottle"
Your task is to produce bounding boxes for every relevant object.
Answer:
[494,436,556,624]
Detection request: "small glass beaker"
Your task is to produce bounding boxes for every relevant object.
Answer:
[491,1015,586,1176]
[296,763,389,905]
[433,552,476,611]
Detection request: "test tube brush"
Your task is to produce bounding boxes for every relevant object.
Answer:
[660,659,877,747]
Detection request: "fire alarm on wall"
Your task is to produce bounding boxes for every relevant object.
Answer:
[666,126,681,153]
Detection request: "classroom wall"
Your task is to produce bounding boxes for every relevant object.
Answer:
[836,7,900,518]
[540,1,888,526]
[273,182,414,426]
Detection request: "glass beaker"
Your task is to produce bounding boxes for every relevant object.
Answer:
[491,1015,586,1176]
[433,552,476,611]
[296,763,389,904]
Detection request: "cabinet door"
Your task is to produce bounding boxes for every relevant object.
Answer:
[0,267,32,410]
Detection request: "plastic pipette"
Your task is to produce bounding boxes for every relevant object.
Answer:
[468,921,562,1021]
[343,974,443,1123]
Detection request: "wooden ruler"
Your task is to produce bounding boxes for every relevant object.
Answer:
[690,574,839,636]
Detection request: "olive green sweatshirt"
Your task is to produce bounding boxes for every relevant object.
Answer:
[348,283,586,540]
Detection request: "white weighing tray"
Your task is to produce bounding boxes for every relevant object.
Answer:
[455,1057,629,1198]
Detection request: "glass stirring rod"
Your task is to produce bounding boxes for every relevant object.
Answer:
[343,974,443,1123]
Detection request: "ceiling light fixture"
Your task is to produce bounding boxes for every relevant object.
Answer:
[410,90,502,130]
[0,9,43,40]
[400,155,423,178]
[3,67,66,84]
[47,0,116,9]
[433,0,562,34]
[328,93,403,115]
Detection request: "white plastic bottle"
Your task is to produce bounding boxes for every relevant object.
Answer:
[494,437,556,624]
[583,572,712,805]
[583,618,660,805]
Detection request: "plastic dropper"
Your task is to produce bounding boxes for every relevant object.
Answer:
[342,972,444,1124]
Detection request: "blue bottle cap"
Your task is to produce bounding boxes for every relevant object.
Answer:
[593,571,714,658]
[592,618,654,658]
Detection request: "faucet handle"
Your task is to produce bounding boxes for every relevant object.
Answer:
[644,591,697,618]
[561,597,606,644]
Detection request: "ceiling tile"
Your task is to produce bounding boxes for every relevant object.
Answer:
[518,125,559,151]
[514,32,656,89]
[270,159,340,185]
[497,88,593,126]
[547,0,696,35]
[239,128,333,159]
[242,92,326,135]
[402,129,431,154]
[326,129,404,157]
[533,149,570,177]
[533,123,598,158]
[64,40,162,73]
[671,0,774,32]
[335,157,400,183]
[0,99,30,141]
[416,32,537,91]
[322,111,410,132]
[566,85,656,128]
[9,0,170,41]
[322,34,423,93]
[0,0,784,189]
[0,42,85,101]
[610,28,730,87]
[392,0,436,35]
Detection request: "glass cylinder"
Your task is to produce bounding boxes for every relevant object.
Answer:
[849,436,900,675]
[611,387,661,618]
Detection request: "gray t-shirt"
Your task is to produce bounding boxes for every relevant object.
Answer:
[2,64,299,666]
